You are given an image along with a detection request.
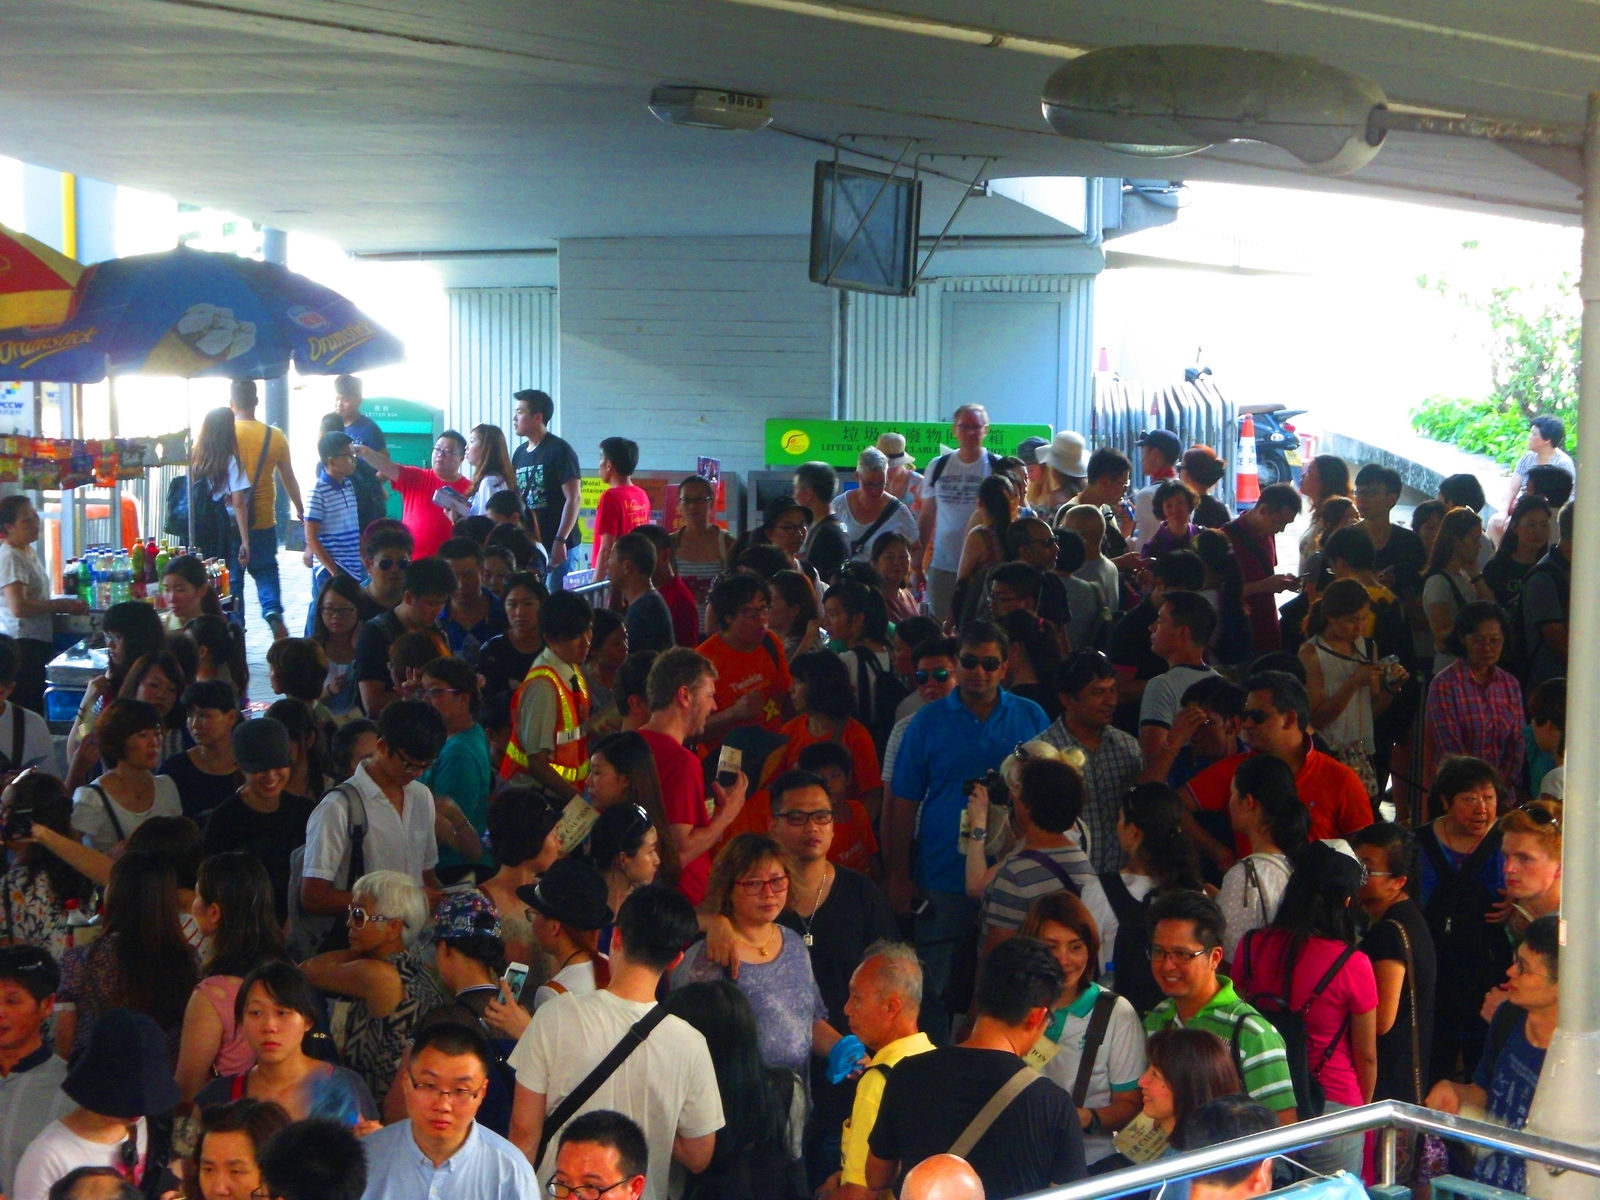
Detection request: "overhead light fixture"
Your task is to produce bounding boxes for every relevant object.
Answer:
[1041,45,1388,175]
[648,86,773,131]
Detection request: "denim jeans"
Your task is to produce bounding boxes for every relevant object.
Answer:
[544,547,572,596]
[914,888,979,1045]
[228,526,283,628]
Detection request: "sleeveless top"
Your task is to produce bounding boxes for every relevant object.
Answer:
[341,946,448,1103]
[198,975,256,1077]
[1311,636,1375,754]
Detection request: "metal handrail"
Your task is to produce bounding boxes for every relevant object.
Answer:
[1019,1101,1600,1199]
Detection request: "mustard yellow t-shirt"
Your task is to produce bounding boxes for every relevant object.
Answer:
[234,419,289,529]
[840,1031,935,1185]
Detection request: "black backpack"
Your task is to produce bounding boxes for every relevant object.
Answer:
[1418,824,1512,1017]
[1099,872,1163,1017]
[852,649,909,757]
[1500,555,1568,684]
[164,473,240,558]
[1234,930,1356,1118]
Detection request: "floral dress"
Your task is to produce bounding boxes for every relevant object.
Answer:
[340,945,447,1103]
[0,862,70,963]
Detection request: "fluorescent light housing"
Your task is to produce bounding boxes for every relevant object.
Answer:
[1042,45,1388,175]
[648,86,773,131]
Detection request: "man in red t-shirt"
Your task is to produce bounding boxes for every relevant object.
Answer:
[1182,669,1371,873]
[355,432,472,560]
[592,436,651,580]
[638,646,749,905]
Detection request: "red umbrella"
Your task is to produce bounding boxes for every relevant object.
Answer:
[0,223,83,328]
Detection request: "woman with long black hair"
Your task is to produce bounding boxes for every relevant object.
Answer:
[1217,754,1311,963]
[465,423,520,517]
[192,406,254,600]
[1235,840,1378,1176]
[176,853,287,1101]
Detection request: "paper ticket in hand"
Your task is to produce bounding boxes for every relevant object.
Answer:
[553,796,600,853]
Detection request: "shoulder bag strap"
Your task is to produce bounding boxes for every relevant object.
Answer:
[248,426,276,495]
[536,1003,671,1164]
[1242,857,1267,925]
[1390,918,1424,1104]
[949,1065,1037,1159]
[1018,849,1080,896]
[9,703,23,769]
[329,782,366,887]
[1299,943,1358,1076]
[91,783,126,844]
[848,495,903,557]
[1070,991,1119,1109]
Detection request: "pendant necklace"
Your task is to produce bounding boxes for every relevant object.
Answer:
[795,865,832,947]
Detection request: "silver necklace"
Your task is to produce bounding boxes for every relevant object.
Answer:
[794,865,831,947]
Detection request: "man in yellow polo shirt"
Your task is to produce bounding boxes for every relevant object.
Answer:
[827,942,933,1200]
[231,379,305,640]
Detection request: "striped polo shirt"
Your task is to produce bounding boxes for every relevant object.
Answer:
[1144,976,1297,1112]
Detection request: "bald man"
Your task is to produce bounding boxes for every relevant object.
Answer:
[903,1155,985,1200]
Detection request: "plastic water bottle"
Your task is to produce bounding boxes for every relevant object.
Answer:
[95,554,111,609]
[65,899,87,948]
[78,556,93,604]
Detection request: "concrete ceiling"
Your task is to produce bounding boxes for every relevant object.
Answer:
[0,0,1593,254]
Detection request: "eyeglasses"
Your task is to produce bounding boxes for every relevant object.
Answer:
[547,1179,638,1200]
[772,522,809,533]
[1147,945,1211,964]
[1241,708,1275,725]
[776,808,835,827]
[321,604,359,619]
[733,875,790,896]
[421,687,463,700]
[680,494,712,506]
[407,1071,485,1103]
[329,452,357,462]
[394,751,437,774]
[376,557,412,572]
[955,422,988,432]
[1517,803,1560,830]
[914,668,952,685]
[347,906,395,929]
[959,654,1003,672]
[120,1126,139,1175]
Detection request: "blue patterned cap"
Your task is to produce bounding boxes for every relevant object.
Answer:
[432,890,502,942]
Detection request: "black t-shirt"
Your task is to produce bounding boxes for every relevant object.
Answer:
[1359,898,1437,1103]
[803,515,849,586]
[1195,494,1232,529]
[353,611,406,684]
[1109,599,1163,680]
[1481,556,1533,609]
[1038,572,1070,629]
[514,435,581,551]
[777,866,898,1130]
[201,791,317,922]
[869,1046,1086,1198]
[355,589,388,623]
[1372,525,1427,602]
[624,591,677,656]
[158,751,244,824]
[479,634,540,729]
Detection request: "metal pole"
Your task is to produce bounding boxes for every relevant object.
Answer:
[262,227,291,538]
[1523,89,1600,1198]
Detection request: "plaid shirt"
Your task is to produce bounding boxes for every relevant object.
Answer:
[1424,662,1524,789]
[1039,719,1144,873]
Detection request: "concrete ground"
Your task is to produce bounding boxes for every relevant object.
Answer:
[236,547,317,707]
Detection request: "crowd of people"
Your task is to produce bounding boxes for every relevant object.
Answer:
[0,389,1577,1200]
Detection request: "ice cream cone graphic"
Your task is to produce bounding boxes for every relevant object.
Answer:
[142,303,257,375]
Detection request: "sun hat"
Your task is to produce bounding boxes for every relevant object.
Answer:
[874,432,914,468]
[1040,431,1090,477]
[517,857,613,931]
[62,1008,182,1118]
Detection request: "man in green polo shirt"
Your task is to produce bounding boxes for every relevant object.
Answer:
[1142,891,1297,1123]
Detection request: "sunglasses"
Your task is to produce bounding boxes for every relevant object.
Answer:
[959,654,1003,672]
[1517,803,1560,830]
[120,1126,139,1176]
[376,557,412,572]
[914,668,952,685]
[346,906,395,929]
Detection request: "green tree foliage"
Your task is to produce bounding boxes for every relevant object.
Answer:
[1410,275,1580,466]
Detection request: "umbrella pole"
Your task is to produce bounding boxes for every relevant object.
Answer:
[107,367,123,553]
[187,379,195,552]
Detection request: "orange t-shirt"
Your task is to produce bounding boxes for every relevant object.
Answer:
[827,799,879,875]
[773,716,884,795]
[696,631,792,734]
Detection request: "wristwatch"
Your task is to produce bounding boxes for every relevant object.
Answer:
[967,826,987,841]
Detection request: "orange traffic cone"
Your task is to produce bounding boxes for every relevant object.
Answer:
[1236,412,1260,508]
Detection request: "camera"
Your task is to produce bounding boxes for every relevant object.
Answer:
[962,769,1007,806]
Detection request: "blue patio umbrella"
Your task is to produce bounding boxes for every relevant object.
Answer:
[0,244,404,382]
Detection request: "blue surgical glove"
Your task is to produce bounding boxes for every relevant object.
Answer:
[827,1034,868,1085]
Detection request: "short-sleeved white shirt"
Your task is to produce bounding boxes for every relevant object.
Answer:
[1039,985,1148,1164]
[0,544,51,642]
[0,703,56,774]
[12,1118,147,1200]
[70,776,182,853]
[509,988,724,1200]
[302,760,438,887]
[928,452,994,571]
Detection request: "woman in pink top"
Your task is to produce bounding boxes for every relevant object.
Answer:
[176,853,288,1101]
[1234,840,1377,1178]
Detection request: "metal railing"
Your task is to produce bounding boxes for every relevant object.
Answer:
[1020,1102,1600,1199]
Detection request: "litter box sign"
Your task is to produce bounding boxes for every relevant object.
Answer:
[764,418,1051,469]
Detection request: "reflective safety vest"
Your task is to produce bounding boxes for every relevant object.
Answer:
[501,663,592,783]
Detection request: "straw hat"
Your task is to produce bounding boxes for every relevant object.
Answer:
[874,432,914,468]
[1040,431,1089,478]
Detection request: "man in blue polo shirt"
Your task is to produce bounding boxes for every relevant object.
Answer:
[887,619,1048,1042]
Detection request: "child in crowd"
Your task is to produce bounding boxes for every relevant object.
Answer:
[304,432,367,615]
[795,740,879,878]
[591,437,649,580]
[1527,677,1566,799]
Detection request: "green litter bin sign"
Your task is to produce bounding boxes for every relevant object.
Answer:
[363,398,443,522]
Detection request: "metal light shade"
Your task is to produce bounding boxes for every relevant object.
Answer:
[1042,45,1388,175]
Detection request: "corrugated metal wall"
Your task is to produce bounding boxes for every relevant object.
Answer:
[447,288,559,433]
[845,273,1096,433]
